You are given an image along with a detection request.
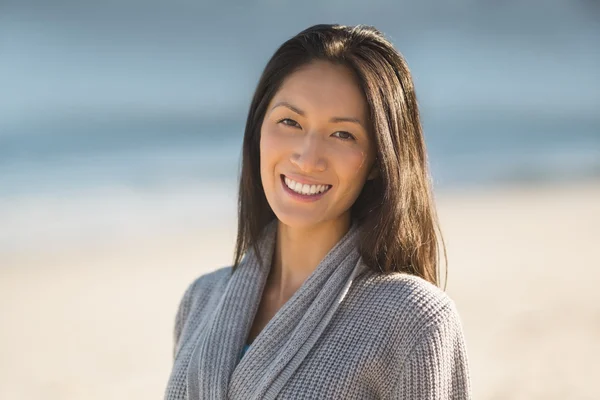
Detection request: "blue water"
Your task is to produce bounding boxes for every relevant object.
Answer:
[1,112,598,198]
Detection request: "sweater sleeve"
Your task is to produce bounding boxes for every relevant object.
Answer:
[394,301,472,399]
[172,281,196,362]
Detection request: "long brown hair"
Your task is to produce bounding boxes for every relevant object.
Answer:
[232,24,447,288]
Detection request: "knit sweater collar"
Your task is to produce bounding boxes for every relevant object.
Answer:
[186,218,366,400]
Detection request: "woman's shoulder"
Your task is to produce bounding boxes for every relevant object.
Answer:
[171,265,234,358]
[173,265,233,330]
[356,268,461,335]
[184,265,233,301]
[358,272,472,398]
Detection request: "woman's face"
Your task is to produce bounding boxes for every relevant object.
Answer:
[260,60,377,229]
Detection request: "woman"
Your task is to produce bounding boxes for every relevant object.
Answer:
[165,24,471,399]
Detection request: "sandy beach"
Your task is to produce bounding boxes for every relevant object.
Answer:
[1,180,599,399]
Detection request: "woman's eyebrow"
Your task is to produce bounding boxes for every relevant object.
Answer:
[271,101,305,116]
[270,101,365,128]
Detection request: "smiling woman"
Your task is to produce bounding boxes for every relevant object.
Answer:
[164,24,472,400]
[260,61,378,227]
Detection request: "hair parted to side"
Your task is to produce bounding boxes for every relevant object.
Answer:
[232,23,447,288]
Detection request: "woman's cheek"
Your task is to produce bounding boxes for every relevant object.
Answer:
[260,128,278,187]
[260,128,280,165]
[334,146,368,178]
[261,126,288,157]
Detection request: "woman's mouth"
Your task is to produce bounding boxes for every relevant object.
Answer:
[280,174,332,201]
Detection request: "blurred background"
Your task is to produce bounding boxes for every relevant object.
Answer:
[1,1,598,399]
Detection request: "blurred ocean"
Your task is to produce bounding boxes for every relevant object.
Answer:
[1,111,599,198]
[0,1,599,247]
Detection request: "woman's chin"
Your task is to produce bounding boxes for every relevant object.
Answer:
[273,213,325,230]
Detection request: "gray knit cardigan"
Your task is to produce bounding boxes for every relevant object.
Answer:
[164,220,472,399]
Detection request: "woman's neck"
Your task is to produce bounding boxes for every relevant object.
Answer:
[267,215,351,301]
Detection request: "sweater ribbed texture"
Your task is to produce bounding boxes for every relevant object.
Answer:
[164,220,472,399]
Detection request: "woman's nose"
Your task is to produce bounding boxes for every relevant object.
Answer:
[290,133,327,173]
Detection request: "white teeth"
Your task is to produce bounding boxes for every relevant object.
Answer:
[283,176,330,195]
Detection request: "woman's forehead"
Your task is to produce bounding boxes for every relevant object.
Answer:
[271,61,368,121]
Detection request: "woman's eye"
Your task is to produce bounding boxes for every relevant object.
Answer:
[332,131,355,141]
[279,118,300,128]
